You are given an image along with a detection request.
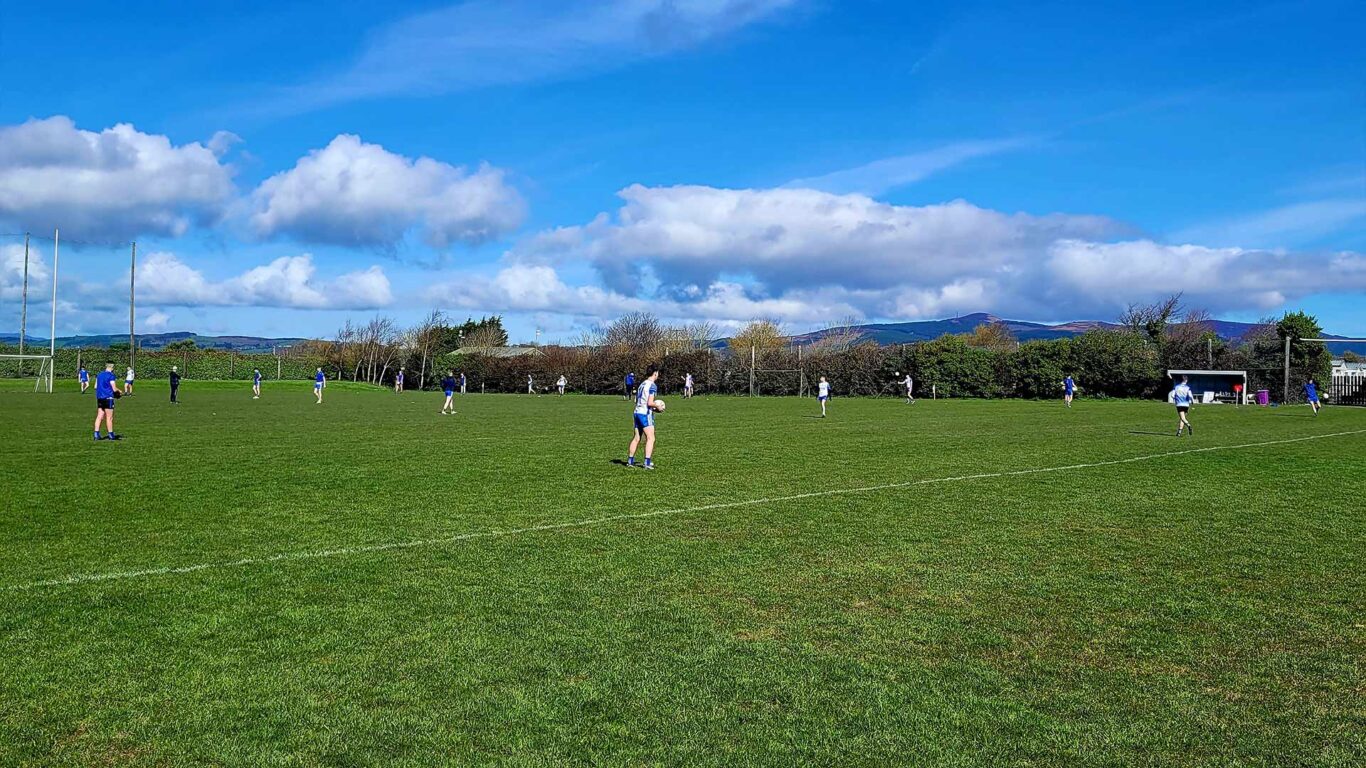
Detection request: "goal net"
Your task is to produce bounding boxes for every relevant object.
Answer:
[0,354,55,392]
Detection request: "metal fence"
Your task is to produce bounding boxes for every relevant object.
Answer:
[1328,374,1366,406]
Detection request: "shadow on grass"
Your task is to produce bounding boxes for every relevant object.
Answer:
[1128,430,1176,437]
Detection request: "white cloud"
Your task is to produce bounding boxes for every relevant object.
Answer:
[787,137,1036,196]
[138,251,392,310]
[448,184,1366,324]
[1,243,49,303]
[142,310,171,332]
[1169,198,1366,249]
[273,0,797,111]
[0,116,235,240]
[249,135,524,248]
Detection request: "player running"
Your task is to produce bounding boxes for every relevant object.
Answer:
[314,367,326,404]
[1304,378,1321,415]
[902,373,915,404]
[817,376,831,417]
[557,375,567,396]
[93,362,121,441]
[683,373,695,398]
[123,366,135,395]
[1063,375,1076,408]
[395,368,405,393]
[441,370,457,414]
[253,368,262,399]
[528,374,535,394]
[627,371,661,469]
[78,365,89,393]
[1172,375,1195,437]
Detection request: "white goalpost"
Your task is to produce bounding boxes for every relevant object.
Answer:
[6,228,59,392]
[0,354,54,391]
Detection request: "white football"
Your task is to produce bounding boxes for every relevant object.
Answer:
[653,399,666,412]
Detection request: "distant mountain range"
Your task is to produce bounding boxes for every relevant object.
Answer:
[0,331,307,354]
[784,313,1366,354]
[3,314,1363,355]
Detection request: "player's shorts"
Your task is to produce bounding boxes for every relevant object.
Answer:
[1176,405,1189,413]
[444,390,454,397]
[634,412,653,430]
[314,382,323,390]
[96,397,114,410]
[818,395,828,402]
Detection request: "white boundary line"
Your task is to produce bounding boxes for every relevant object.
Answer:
[7,429,1364,592]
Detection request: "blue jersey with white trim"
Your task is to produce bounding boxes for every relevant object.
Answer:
[1173,384,1193,406]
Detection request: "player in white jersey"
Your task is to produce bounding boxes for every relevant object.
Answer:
[627,370,661,469]
[1171,375,1195,437]
[817,376,831,417]
[683,373,695,398]
[394,368,404,393]
[124,367,135,395]
[556,375,567,396]
[902,374,914,404]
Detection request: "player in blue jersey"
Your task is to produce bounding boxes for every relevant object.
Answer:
[92,362,121,440]
[441,370,457,414]
[627,370,661,469]
[314,367,326,404]
[624,372,635,400]
[1304,378,1321,415]
[78,365,89,393]
[1063,375,1076,408]
[394,368,404,393]
[459,372,467,395]
[1172,375,1195,437]
[253,368,262,399]
[817,376,831,417]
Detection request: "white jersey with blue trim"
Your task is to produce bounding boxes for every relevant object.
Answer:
[634,380,657,414]
[818,381,830,397]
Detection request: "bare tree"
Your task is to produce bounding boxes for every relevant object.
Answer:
[728,318,787,355]
[409,310,445,389]
[807,315,865,352]
[598,311,667,353]
[1120,293,1183,342]
[463,323,506,350]
[964,320,1017,351]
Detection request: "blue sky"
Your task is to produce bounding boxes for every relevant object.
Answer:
[1,0,1363,342]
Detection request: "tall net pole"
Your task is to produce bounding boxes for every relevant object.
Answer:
[19,233,29,374]
[129,241,137,372]
[48,228,58,393]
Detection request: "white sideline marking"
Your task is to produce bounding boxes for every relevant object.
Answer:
[7,429,1364,592]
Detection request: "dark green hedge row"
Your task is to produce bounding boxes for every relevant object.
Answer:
[0,346,325,381]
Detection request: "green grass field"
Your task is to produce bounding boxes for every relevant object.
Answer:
[2,380,1363,767]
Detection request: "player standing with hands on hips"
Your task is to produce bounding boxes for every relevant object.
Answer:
[627,370,662,469]
[253,368,262,399]
[314,367,326,404]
